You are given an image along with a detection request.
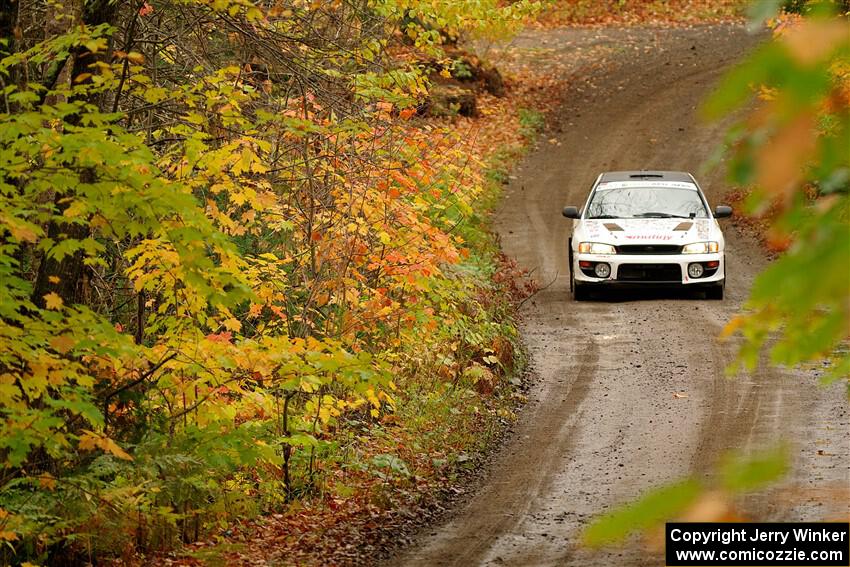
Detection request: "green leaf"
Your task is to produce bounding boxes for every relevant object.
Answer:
[720,446,788,493]
[583,479,702,547]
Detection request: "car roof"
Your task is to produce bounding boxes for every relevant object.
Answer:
[599,171,694,183]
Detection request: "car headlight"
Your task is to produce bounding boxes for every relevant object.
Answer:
[682,241,719,254]
[577,242,616,254]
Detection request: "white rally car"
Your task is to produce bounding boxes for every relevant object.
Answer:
[562,171,732,301]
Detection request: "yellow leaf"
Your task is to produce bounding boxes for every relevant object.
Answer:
[63,201,87,218]
[319,406,331,423]
[0,531,17,541]
[2,217,38,242]
[49,335,76,354]
[78,430,99,452]
[223,317,242,332]
[43,292,63,310]
[78,430,133,461]
[102,437,134,461]
[48,276,60,284]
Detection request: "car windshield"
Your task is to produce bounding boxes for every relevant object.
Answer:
[585,185,708,219]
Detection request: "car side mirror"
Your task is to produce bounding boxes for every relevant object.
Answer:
[714,205,733,218]
[562,206,581,219]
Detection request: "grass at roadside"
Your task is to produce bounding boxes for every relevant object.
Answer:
[483,108,544,186]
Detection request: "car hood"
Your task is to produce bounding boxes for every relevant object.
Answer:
[574,218,722,246]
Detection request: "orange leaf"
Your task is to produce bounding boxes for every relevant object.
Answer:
[721,315,744,339]
[755,112,816,204]
[782,19,849,66]
[38,473,57,490]
[207,331,233,343]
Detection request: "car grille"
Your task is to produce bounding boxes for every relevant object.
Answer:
[616,263,682,282]
[615,244,683,254]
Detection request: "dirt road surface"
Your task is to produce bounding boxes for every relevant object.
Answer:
[391,24,850,567]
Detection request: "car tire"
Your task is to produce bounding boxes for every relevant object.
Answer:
[569,237,591,301]
[573,282,590,301]
[706,281,724,300]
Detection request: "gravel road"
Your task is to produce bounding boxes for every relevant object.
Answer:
[391,23,850,567]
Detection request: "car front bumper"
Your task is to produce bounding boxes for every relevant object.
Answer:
[572,252,725,285]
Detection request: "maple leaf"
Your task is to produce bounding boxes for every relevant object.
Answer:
[43,292,63,310]
[101,437,133,461]
[0,214,39,242]
[49,335,76,354]
[78,430,133,461]
[207,331,233,343]
[38,473,57,490]
[77,432,98,452]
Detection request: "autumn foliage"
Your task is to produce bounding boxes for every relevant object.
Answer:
[0,0,538,561]
[705,4,850,379]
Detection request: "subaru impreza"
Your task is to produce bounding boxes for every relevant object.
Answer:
[562,171,732,300]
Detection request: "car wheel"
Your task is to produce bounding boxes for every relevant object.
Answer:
[706,281,724,300]
[573,282,590,301]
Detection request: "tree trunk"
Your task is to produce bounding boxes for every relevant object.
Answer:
[30,0,120,308]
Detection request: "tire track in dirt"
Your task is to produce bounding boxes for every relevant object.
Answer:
[391,24,850,567]
[398,315,599,566]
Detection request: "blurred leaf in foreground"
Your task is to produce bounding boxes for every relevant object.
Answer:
[720,445,789,492]
[583,447,788,547]
[704,4,850,383]
[583,480,701,547]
